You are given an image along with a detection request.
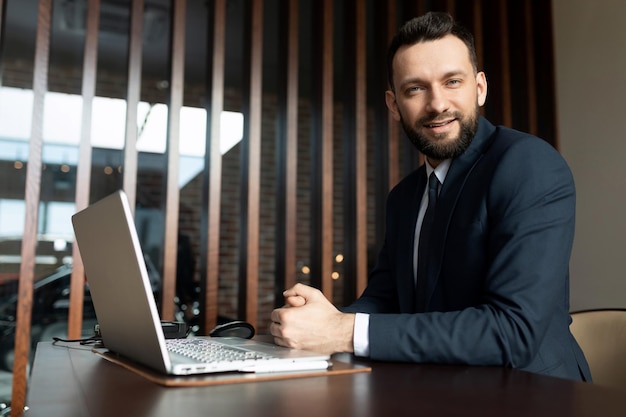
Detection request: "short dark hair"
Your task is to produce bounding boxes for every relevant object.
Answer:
[387,12,478,90]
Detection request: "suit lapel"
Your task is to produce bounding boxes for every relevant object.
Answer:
[423,117,497,310]
[399,166,427,313]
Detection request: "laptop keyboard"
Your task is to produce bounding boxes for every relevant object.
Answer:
[166,338,275,363]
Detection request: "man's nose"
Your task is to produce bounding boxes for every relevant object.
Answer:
[425,87,449,114]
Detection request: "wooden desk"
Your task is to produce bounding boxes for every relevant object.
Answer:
[26,341,625,417]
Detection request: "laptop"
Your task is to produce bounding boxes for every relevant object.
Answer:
[71,190,331,375]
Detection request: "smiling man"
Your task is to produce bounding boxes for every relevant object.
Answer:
[386,31,485,167]
[270,12,591,381]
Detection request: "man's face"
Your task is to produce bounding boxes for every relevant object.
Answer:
[385,35,487,165]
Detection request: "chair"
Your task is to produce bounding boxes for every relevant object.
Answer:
[570,309,626,390]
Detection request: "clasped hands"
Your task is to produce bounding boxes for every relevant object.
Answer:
[270,283,355,354]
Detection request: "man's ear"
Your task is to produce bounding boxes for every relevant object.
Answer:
[385,90,401,121]
[476,71,487,107]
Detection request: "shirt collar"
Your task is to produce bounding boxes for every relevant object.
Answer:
[425,158,451,185]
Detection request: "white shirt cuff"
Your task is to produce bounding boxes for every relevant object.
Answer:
[353,313,370,357]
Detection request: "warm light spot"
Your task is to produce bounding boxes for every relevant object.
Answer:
[301,265,310,275]
[104,166,113,175]
[331,272,340,280]
[60,164,70,173]
[14,161,23,169]
[335,253,344,263]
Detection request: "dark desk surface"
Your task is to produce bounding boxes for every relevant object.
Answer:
[27,341,625,417]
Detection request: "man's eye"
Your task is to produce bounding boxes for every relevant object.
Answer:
[406,86,423,94]
[447,79,461,86]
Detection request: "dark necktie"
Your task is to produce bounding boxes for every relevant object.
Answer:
[416,172,439,312]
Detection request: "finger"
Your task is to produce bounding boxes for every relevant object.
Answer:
[283,283,317,301]
[273,336,288,348]
[284,295,306,307]
[270,307,284,324]
[269,321,281,337]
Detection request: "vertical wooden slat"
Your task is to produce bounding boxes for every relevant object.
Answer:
[386,1,399,190]
[498,0,512,127]
[11,1,51,414]
[275,0,298,305]
[310,0,334,299]
[68,0,100,340]
[473,0,485,118]
[523,0,537,135]
[446,0,456,16]
[283,0,298,293]
[238,0,263,327]
[161,0,186,321]
[354,0,367,298]
[342,0,368,303]
[342,0,356,303]
[202,0,225,333]
[372,0,394,260]
[321,0,333,299]
[122,0,144,211]
[473,0,484,71]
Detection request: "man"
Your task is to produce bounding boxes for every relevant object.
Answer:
[270,12,591,381]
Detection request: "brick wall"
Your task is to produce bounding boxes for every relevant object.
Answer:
[180,90,372,332]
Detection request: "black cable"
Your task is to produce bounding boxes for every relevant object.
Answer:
[52,335,102,346]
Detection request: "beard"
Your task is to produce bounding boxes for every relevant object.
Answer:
[400,107,479,161]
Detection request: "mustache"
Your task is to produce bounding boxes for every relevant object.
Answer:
[419,112,462,125]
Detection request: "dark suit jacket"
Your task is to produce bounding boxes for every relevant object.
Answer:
[344,117,591,381]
